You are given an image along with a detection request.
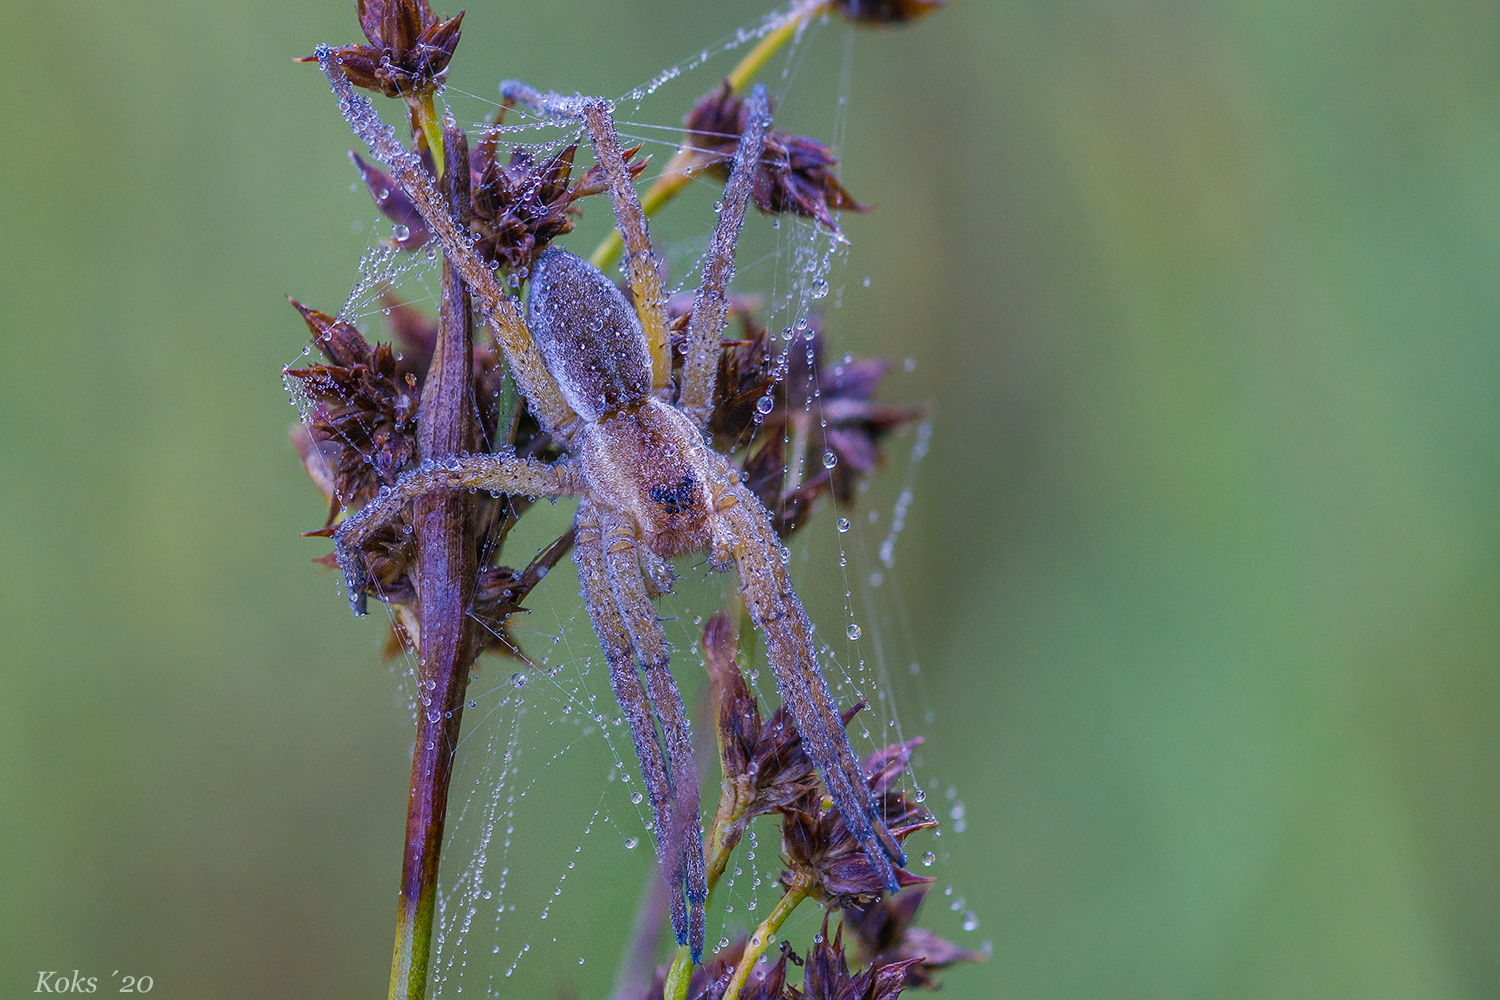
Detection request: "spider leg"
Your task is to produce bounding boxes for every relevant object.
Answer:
[599,507,709,959]
[710,475,906,891]
[335,453,582,615]
[500,81,674,392]
[677,84,771,427]
[574,499,708,959]
[318,51,578,438]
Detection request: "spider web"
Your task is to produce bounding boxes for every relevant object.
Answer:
[285,5,983,996]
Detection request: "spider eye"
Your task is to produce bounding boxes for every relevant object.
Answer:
[648,474,697,514]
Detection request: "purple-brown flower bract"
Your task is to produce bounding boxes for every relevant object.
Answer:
[779,739,937,906]
[832,0,951,23]
[302,0,465,101]
[683,81,868,239]
[844,887,987,990]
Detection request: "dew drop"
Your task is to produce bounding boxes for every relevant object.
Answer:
[836,517,850,533]
[846,623,862,641]
[822,451,838,469]
[755,395,775,415]
[630,792,643,805]
[624,837,639,850]
[810,278,830,299]
[922,851,936,867]
[511,672,527,688]
[963,912,979,932]
[393,224,410,241]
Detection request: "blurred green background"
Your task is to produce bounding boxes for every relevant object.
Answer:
[4,0,1499,997]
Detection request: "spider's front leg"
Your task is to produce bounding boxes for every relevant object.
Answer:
[709,473,907,892]
[574,499,708,958]
[335,452,581,615]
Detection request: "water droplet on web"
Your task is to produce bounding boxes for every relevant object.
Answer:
[631,792,643,805]
[822,451,838,469]
[846,624,862,640]
[914,788,926,803]
[718,937,730,951]
[511,672,527,688]
[755,395,775,415]
[393,224,410,241]
[836,517,850,533]
[625,837,639,850]
[922,851,936,867]
[963,911,979,932]
[810,278,830,299]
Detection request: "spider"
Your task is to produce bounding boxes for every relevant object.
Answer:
[316,50,905,960]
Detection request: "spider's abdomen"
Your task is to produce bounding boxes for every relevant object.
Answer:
[527,247,653,422]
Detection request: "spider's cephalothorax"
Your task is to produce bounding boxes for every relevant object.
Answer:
[325,69,905,960]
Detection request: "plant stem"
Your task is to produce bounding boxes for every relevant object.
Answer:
[388,124,478,1000]
[722,881,812,1000]
[410,89,446,179]
[662,944,695,1000]
[588,0,832,271]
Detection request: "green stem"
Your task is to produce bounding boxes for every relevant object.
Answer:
[722,882,812,1000]
[410,89,445,179]
[662,944,695,1000]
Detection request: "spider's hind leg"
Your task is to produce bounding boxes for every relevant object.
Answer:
[712,479,907,891]
[574,499,708,959]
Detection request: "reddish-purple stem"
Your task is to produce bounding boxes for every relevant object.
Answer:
[392,124,478,1000]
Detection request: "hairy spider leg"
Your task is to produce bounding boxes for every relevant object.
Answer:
[598,503,710,956]
[679,85,771,426]
[710,472,907,890]
[334,453,582,615]
[572,499,694,943]
[319,48,579,437]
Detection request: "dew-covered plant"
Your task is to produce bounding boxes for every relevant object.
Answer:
[284,2,976,997]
